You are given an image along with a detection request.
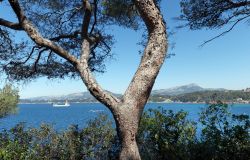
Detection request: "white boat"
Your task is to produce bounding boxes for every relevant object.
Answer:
[89,109,104,113]
[53,100,70,107]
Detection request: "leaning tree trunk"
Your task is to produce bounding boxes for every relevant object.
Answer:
[113,1,167,159]
[78,1,167,159]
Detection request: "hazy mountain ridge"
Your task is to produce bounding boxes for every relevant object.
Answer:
[20,84,230,103]
[28,92,96,101]
[22,91,122,103]
[151,83,226,96]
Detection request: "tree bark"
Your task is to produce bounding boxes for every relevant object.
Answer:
[115,1,168,159]
[78,1,167,159]
[6,0,167,159]
[113,104,142,160]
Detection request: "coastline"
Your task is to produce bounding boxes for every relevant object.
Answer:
[18,102,250,105]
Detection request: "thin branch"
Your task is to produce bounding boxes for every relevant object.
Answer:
[200,15,250,47]
[81,0,92,38]
[0,27,13,51]
[90,0,98,34]
[49,31,81,41]
[223,0,250,11]
[21,46,38,64]
[57,6,83,28]
[100,39,111,52]
[47,50,52,63]
[32,48,47,72]
[0,18,23,30]
[231,0,250,8]
[42,5,82,18]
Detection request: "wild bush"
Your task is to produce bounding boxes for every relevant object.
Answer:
[0,102,249,160]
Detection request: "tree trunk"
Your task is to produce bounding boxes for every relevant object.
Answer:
[113,104,143,160]
[119,128,140,160]
[78,1,167,159]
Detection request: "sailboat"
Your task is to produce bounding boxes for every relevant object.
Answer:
[53,100,70,107]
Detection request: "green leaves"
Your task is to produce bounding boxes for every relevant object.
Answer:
[101,0,140,30]
[137,107,197,160]
[0,84,19,118]
[0,104,249,159]
[0,114,115,160]
[198,101,250,160]
[137,104,250,160]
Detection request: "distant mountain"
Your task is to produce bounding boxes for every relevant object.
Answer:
[20,84,228,103]
[27,92,95,101]
[21,91,122,103]
[151,83,227,96]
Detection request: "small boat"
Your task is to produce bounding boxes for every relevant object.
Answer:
[53,100,70,107]
[89,109,104,113]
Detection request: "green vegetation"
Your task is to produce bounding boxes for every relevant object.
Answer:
[196,102,250,160]
[0,84,19,118]
[137,108,196,160]
[0,102,249,160]
[179,0,250,45]
[150,90,250,103]
[0,115,115,160]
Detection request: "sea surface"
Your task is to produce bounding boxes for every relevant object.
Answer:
[0,103,249,131]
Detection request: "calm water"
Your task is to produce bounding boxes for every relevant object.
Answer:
[0,103,249,131]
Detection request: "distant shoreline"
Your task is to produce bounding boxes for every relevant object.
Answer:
[18,102,100,105]
[18,102,250,105]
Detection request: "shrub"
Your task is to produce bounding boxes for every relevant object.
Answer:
[137,107,197,160]
[193,101,250,160]
[0,114,115,160]
[0,102,249,160]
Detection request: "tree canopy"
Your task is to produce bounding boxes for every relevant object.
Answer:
[0,0,149,80]
[0,84,19,118]
[179,0,250,44]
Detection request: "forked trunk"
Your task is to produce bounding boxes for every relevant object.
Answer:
[5,0,167,159]
[77,0,167,159]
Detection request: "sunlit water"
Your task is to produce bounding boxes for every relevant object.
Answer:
[0,103,249,131]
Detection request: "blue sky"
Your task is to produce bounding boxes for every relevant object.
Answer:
[1,1,250,98]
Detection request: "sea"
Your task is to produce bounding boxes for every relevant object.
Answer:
[0,103,249,131]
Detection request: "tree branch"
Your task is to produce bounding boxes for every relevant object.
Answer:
[200,14,250,47]
[81,0,92,38]
[90,0,98,34]
[46,50,52,63]
[8,0,78,65]
[231,0,250,8]
[123,0,167,107]
[49,31,81,41]
[32,48,47,72]
[0,27,14,52]
[0,18,23,30]
[20,46,38,64]
[77,39,120,110]
[221,1,250,14]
